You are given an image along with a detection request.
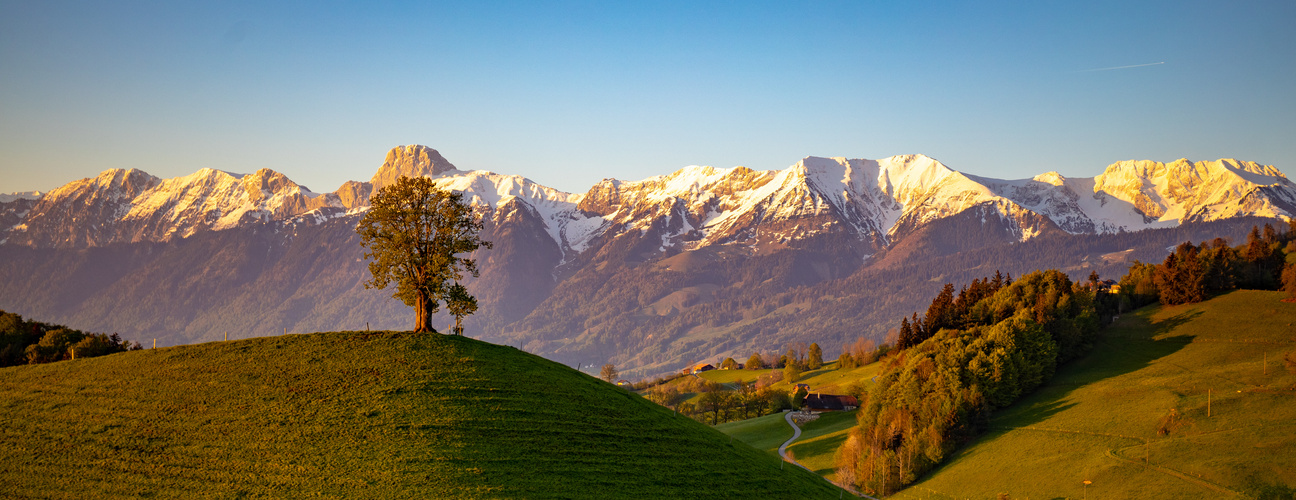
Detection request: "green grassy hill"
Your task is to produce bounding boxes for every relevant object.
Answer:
[0,331,847,498]
[892,290,1296,499]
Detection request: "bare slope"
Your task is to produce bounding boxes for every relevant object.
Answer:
[0,332,845,498]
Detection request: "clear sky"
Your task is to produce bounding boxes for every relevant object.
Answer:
[2,1,1293,195]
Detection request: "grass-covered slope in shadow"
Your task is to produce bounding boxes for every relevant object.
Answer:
[0,332,845,499]
[894,290,1296,500]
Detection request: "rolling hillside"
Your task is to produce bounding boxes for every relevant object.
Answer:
[886,290,1296,499]
[709,291,1296,499]
[0,331,847,498]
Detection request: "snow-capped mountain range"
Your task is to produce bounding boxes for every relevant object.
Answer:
[4,145,1293,255]
[3,144,1292,377]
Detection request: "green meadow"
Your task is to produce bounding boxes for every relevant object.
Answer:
[0,331,848,498]
[892,290,1296,499]
[715,407,859,484]
[674,359,883,408]
[713,290,1296,499]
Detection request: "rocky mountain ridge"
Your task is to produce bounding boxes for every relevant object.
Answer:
[2,145,1292,377]
[5,147,1292,256]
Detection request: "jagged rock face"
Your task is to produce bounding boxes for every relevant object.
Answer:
[1093,158,1296,223]
[0,198,37,245]
[10,168,161,247]
[6,167,345,248]
[9,147,1292,253]
[334,180,373,209]
[369,145,458,190]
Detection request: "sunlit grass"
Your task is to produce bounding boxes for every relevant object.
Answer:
[0,331,848,498]
[893,290,1296,499]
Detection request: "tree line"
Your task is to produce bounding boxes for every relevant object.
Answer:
[1119,222,1296,308]
[836,221,1296,496]
[0,310,141,367]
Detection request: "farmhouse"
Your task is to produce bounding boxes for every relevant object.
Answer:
[803,393,858,412]
[691,362,715,373]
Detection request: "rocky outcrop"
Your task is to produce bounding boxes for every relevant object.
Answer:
[369,145,458,190]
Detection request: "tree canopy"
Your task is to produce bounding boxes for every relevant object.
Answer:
[600,363,618,382]
[357,176,490,333]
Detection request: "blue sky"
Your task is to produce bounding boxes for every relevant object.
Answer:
[2,1,1293,195]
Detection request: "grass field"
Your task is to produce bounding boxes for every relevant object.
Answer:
[716,409,859,483]
[0,331,849,498]
[671,359,883,409]
[892,290,1296,499]
[787,410,859,482]
[715,411,793,453]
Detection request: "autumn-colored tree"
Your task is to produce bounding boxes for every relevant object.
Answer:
[599,363,618,382]
[745,353,765,370]
[720,357,739,370]
[357,176,490,333]
[1282,263,1296,299]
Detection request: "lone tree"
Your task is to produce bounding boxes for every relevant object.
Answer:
[600,363,618,382]
[357,176,490,333]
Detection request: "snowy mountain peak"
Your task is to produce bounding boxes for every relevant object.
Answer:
[1032,172,1067,186]
[4,148,1291,253]
[370,145,458,190]
[43,168,161,203]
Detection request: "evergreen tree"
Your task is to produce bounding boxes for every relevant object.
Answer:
[898,317,914,349]
[923,283,957,337]
[1154,242,1206,305]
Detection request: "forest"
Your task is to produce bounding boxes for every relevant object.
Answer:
[836,222,1296,496]
[0,310,141,367]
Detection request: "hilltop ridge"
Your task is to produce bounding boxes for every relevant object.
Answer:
[0,331,845,498]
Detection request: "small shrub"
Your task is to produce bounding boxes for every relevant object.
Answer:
[1156,408,1190,436]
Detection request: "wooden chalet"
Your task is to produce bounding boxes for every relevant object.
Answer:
[691,362,715,373]
[803,393,859,412]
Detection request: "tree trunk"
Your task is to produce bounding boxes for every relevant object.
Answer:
[414,291,436,333]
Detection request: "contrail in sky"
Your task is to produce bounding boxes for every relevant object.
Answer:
[1076,61,1166,73]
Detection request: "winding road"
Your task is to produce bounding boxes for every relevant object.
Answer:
[777,411,806,467]
[779,411,879,500]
